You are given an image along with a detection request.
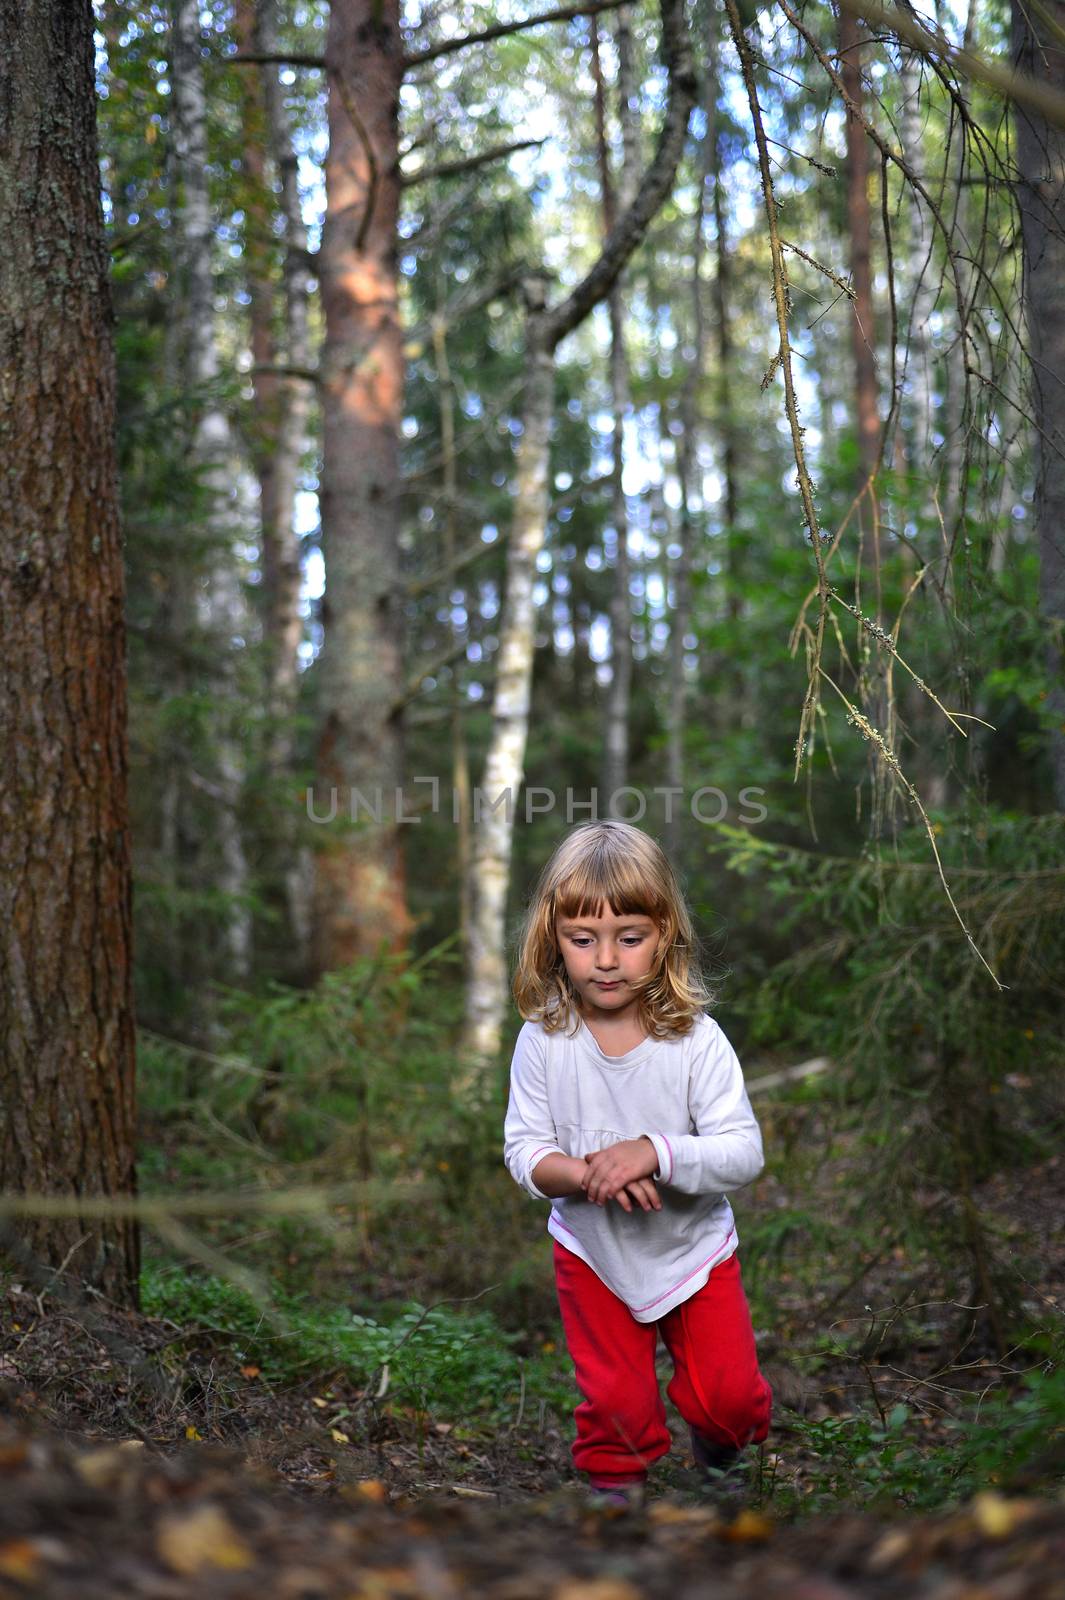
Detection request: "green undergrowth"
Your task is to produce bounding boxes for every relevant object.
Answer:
[140,1259,574,1429]
[769,1349,1065,1515]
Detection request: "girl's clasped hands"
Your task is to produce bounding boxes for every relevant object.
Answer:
[581,1135,662,1213]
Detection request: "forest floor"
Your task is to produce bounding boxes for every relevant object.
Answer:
[2,1111,1064,1596]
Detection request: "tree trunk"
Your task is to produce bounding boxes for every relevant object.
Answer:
[170,0,253,981]
[838,8,882,600]
[313,0,413,972]
[235,0,316,983]
[254,0,312,742]
[457,0,697,1093]
[1012,0,1065,808]
[591,13,634,800]
[0,0,139,1303]
[667,65,715,866]
[431,299,474,969]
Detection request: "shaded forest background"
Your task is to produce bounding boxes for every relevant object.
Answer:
[1,0,1064,1531]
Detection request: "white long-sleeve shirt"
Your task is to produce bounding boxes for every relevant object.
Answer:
[503,1011,765,1322]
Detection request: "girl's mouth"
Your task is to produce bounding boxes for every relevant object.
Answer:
[594,981,622,989]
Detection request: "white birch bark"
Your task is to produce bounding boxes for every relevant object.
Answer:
[170,0,252,978]
[457,0,697,1094]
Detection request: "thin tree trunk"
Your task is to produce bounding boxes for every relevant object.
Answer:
[591,14,634,800]
[432,299,473,966]
[236,0,315,981]
[313,0,413,972]
[1012,0,1065,808]
[839,8,882,601]
[666,67,715,865]
[170,0,253,981]
[457,0,697,1092]
[255,0,312,741]
[0,0,139,1302]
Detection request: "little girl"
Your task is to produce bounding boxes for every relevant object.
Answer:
[503,818,772,1506]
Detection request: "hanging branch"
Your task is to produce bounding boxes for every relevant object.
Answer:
[402,0,634,68]
[722,0,830,783]
[817,668,1006,991]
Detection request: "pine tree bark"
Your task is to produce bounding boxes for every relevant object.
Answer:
[1012,0,1065,808]
[0,0,139,1302]
[313,0,414,971]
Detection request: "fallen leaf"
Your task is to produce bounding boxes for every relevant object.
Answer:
[647,1502,717,1527]
[185,1424,203,1441]
[0,1539,40,1583]
[970,1491,1037,1539]
[0,1441,29,1473]
[241,1364,261,1379]
[866,1527,912,1571]
[717,1509,774,1543]
[353,1478,388,1503]
[552,1582,643,1600]
[75,1446,140,1490]
[330,1428,350,1444]
[156,1504,254,1576]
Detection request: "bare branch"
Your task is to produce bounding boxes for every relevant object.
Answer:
[400,138,547,188]
[543,0,697,349]
[402,0,633,69]
[837,0,1065,129]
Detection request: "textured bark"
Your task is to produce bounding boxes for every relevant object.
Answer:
[838,9,882,600]
[1013,0,1065,807]
[170,0,252,978]
[0,0,139,1301]
[313,0,413,972]
[457,0,697,1088]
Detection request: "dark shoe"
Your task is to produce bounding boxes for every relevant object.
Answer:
[690,1427,742,1475]
[690,1429,748,1515]
[586,1477,646,1511]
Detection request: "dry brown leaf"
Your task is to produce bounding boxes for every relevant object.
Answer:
[0,1539,41,1583]
[647,1502,718,1527]
[352,1478,388,1503]
[551,1581,643,1600]
[866,1526,912,1571]
[155,1503,254,1576]
[0,1442,29,1473]
[717,1508,775,1543]
[74,1446,140,1490]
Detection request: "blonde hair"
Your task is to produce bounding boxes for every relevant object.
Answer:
[512,820,715,1038]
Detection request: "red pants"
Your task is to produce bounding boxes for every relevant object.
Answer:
[553,1238,772,1485]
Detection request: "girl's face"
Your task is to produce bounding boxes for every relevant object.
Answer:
[554,903,660,1022]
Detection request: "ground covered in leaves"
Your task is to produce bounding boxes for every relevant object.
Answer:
[0,1415,1064,1599]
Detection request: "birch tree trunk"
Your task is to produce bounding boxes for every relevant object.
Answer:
[170,0,253,980]
[838,7,882,602]
[593,10,638,801]
[0,0,139,1302]
[235,0,316,979]
[313,0,413,973]
[1012,0,1065,808]
[457,0,697,1093]
[666,67,714,865]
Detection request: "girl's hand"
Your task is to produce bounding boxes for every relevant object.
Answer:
[581,1137,659,1207]
[611,1177,662,1214]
